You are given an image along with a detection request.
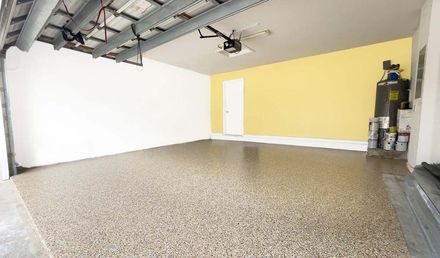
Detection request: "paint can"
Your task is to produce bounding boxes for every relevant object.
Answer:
[369,118,380,131]
[384,132,397,142]
[395,141,408,152]
[378,128,389,148]
[368,130,378,140]
[383,141,395,151]
[378,117,390,129]
[397,132,410,143]
[368,139,378,149]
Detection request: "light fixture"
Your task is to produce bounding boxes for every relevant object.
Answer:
[241,30,271,41]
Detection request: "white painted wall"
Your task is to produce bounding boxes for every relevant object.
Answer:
[408,0,440,167]
[429,0,440,163]
[408,0,428,167]
[5,42,210,167]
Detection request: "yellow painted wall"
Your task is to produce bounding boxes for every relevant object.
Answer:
[211,38,412,141]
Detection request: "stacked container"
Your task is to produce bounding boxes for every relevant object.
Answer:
[368,118,379,149]
[377,117,390,148]
[367,116,411,152]
[396,132,410,151]
[395,109,412,152]
[383,129,397,150]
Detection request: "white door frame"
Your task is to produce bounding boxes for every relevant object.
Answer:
[223,78,244,136]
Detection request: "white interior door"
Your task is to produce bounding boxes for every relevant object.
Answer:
[223,78,244,135]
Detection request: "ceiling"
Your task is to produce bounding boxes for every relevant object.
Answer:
[143,0,426,75]
[0,0,425,74]
[2,0,256,65]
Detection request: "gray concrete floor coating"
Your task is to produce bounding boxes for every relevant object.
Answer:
[0,180,49,257]
[7,140,410,257]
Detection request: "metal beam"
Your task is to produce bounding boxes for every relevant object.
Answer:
[55,10,121,35]
[10,15,28,25]
[146,0,162,8]
[53,0,113,50]
[16,0,60,51]
[92,0,200,58]
[115,0,267,62]
[16,0,33,5]
[207,0,221,5]
[37,35,141,67]
[55,9,149,44]
[46,23,130,49]
[55,6,138,24]
[7,30,21,39]
[0,0,17,51]
[75,0,138,47]
[106,6,139,23]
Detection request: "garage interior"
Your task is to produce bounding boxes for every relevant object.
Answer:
[0,0,439,257]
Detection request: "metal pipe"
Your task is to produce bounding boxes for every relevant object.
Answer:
[0,54,16,177]
[16,0,60,51]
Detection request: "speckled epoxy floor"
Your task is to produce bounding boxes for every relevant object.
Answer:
[13,140,410,257]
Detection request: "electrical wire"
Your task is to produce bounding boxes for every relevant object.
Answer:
[61,0,108,43]
[101,0,107,43]
[379,70,386,82]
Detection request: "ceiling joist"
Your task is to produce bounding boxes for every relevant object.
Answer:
[145,0,162,8]
[10,15,28,25]
[115,0,267,62]
[55,9,121,35]
[16,0,34,5]
[0,0,18,51]
[92,0,201,58]
[7,30,21,39]
[2,0,268,68]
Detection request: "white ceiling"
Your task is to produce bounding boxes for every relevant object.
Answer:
[142,0,425,75]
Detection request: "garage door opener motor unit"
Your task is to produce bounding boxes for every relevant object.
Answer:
[223,39,242,54]
[198,26,242,54]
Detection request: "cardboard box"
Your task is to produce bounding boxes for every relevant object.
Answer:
[397,109,413,133]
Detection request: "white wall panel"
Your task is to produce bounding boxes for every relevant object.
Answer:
[408,0,440,167]
[5,42,210,167]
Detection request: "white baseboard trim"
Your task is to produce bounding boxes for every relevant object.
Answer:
[211,134,368,152]
[406,162,415,173]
